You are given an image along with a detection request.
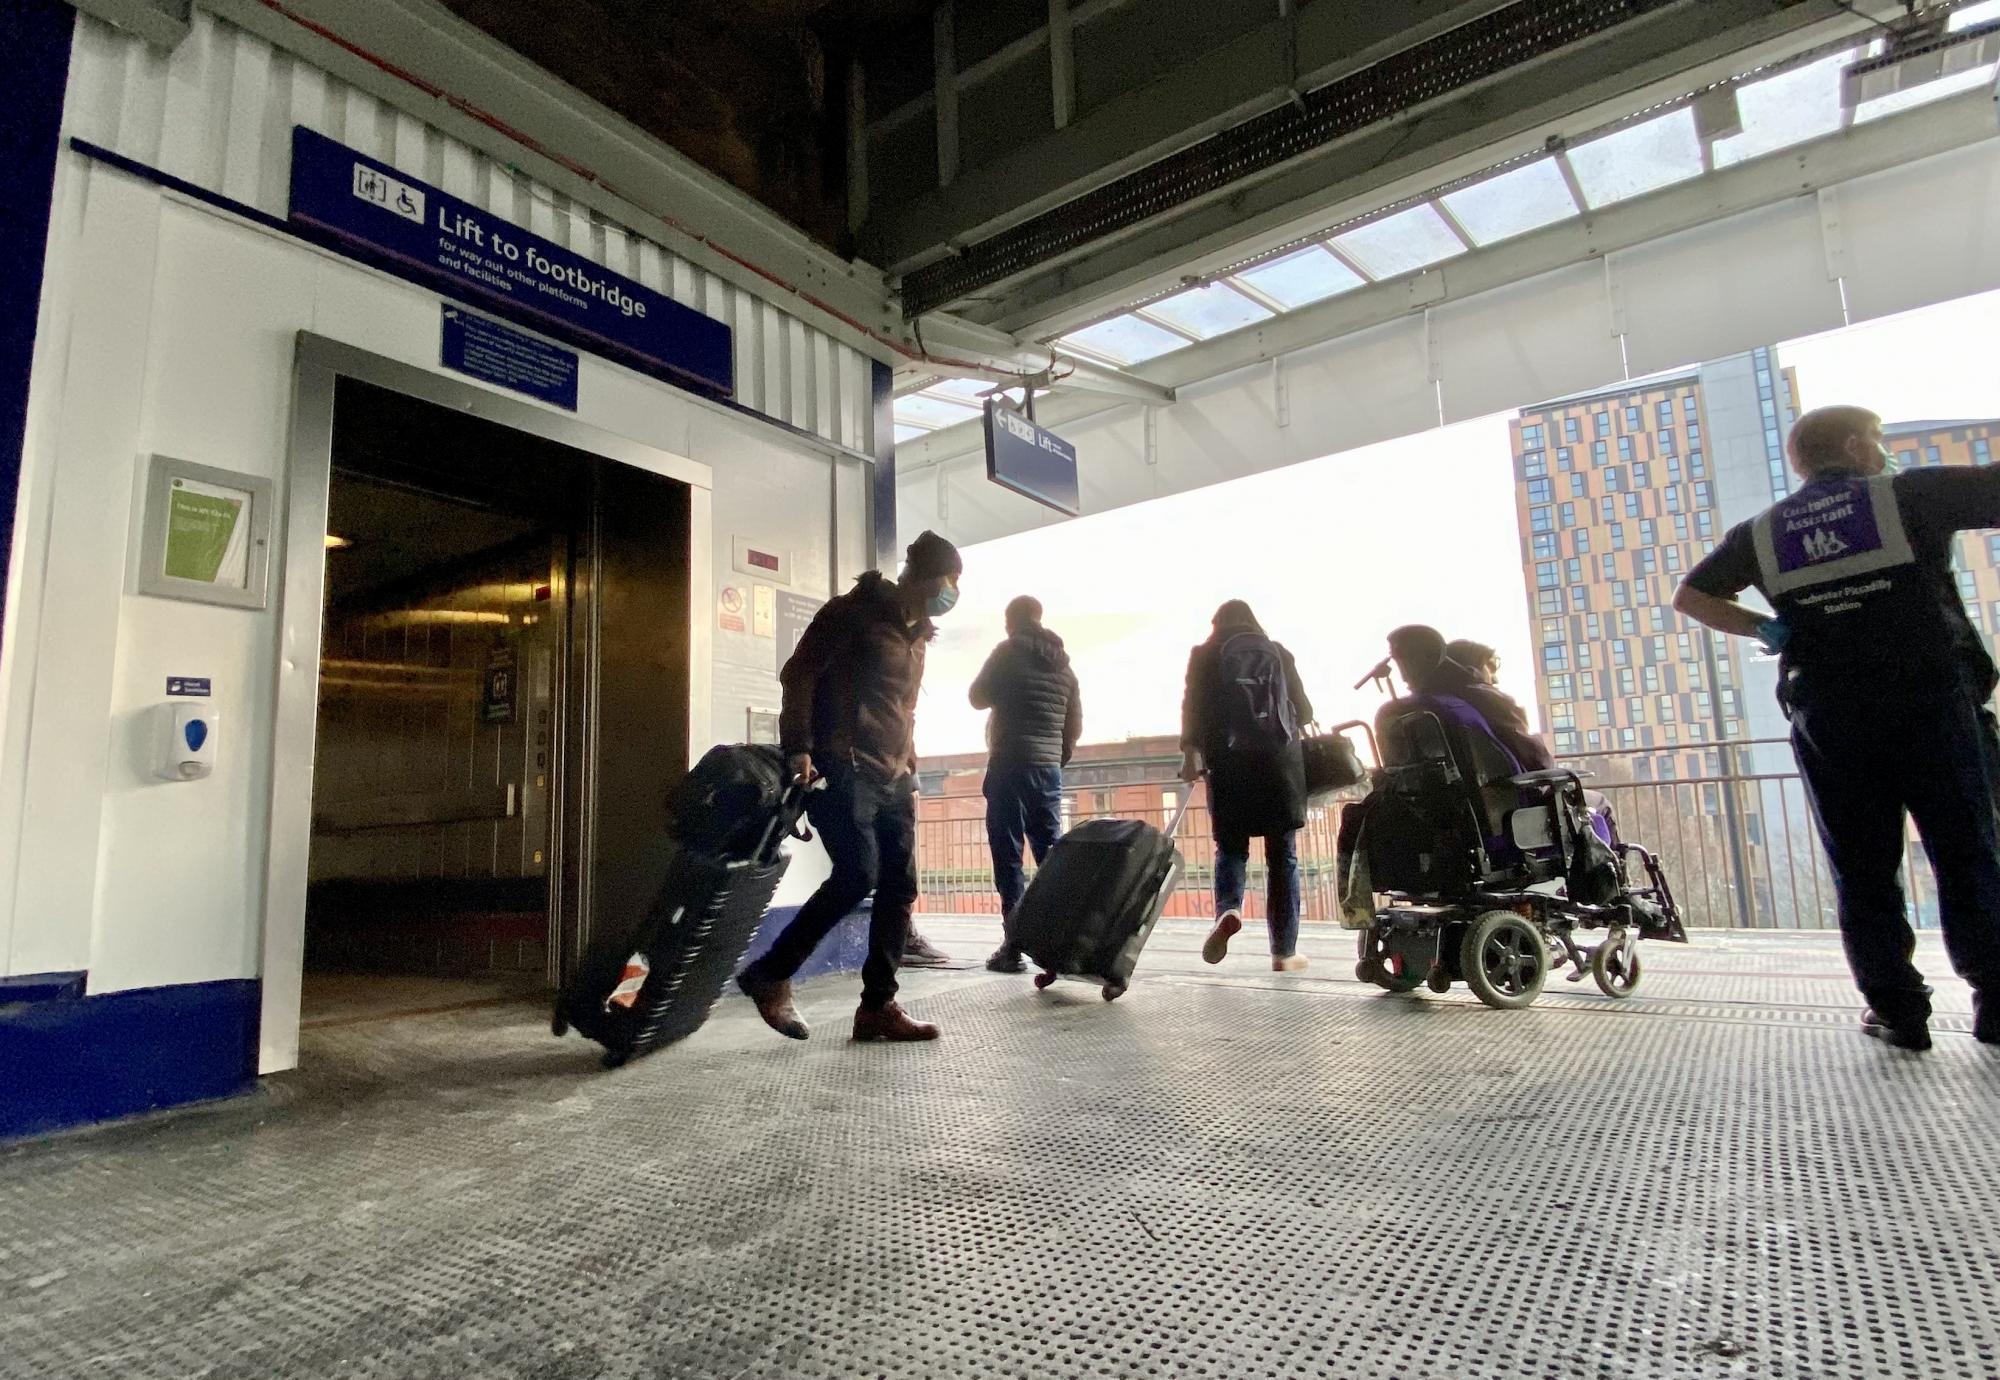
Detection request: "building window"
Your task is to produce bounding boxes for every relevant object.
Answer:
[1571,585,1591,612]
[1641,664,1660,692]
[1559,502,1577,528]
[1536,560,1559,589]
[1683,393,1699,419]
[1667,455,1682,481]
[1693,482,1713,508]
[1674,513,1690,539]
[1580,671,1597,697]
[1558,446,1575,471]
[1689,450,1706,478]
[1656,399,1674,426]
[1531,505,1554,533]
[1601,554,1619,580]
[1601,496,1617,522]
[1639,519,1656,545]
[1688,422,1701,444]
[1621,728,1638,750]
[1592,439,1609,466]
[1541,617,1566,645]
[1521,424,1544,447]
[1527,476,1552,503]
[1605,467,1622,492]
[1626,406,1642,430]
[1566,557,1584,583]
[1976,438,1991,464]
[1595,411,1610,437]
[1658,430,1677,455]
[1650,633,1668,659]
[1564,416,1581,443]
[1523,450,1547,479]
[1586,613,1602,639]
[1638,549,1658,576]
[1569,472,1589,498]
[1575,527,1591,554]
[1620,609,1639,635]
[1633,462,1651,487]
[1537,588,1564,615]
[1957,570,1978,602]
[1927,445,1943,467]
[1578,643,1594,668]
[1551,704,1576,731]
[1971,603,1987,630]
[1547,674,1573,700]
[1619,436,1635,461]
[1665,546,1683,573]
[1612,582,1630,609]
[1897,449,1918,470]
[1542,644,1568,671]
[1608,524,1625,553]
[1532,531,1558,558]
[1657,695,1677,723]
[1613,639,1631,666]
[1625,492,1642,518]
[1665,487,1683,514]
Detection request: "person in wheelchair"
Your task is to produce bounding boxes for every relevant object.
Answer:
[1389,626,1552,771]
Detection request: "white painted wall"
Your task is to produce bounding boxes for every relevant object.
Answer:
[1,138,858,997]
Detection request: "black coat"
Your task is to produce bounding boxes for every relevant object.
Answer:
[1181,631,1314,839]
[969,625,1083,768]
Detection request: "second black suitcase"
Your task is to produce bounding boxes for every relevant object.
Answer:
[1005,792,1194,1000]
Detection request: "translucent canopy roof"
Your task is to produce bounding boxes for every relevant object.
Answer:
[896,22,1992,441]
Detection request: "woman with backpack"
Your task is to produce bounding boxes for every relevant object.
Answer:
[1179,600,1315,971]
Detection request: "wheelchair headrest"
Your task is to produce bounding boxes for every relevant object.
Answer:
[1378,694,1525,784]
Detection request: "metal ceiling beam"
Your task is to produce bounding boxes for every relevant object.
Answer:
[895,86,2000,473]
[907,314,1176,405]
[864,0,1509,274]
[931,0,1907,333]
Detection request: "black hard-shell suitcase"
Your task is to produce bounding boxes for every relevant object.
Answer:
[553,746,815,1066]
[1004,791,1195,1000]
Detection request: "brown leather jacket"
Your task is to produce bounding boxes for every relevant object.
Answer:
[779,572,931,781]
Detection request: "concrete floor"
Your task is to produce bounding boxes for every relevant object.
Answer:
[2,919,1994,1380]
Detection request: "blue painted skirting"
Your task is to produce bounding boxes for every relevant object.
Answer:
[741,903,871,982]
[0,978,261,1141]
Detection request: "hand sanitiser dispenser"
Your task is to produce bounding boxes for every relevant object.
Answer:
[157,702,217,781]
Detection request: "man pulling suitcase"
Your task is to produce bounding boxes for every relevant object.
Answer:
[736,531,965,1043]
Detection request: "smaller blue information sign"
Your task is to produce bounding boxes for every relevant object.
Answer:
[441,308,579,410]
[983,402,1080,516]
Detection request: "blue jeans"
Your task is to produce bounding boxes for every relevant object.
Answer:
[1215,828,1301,958]
[985,764,1064,920]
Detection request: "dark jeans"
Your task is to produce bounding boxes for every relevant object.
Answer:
[985,764,1064,920]
[744,764,917,1009]
[1215,827,1302,958]
[1791,682,2000,1027]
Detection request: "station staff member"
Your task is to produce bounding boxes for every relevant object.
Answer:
[1673,405,2000,1052]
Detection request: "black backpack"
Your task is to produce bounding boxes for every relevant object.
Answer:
[667,744,792,861]
[1216,632,1298,751]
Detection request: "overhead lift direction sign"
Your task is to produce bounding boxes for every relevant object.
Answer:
[984,402,1080,516]
[289,126,732,397]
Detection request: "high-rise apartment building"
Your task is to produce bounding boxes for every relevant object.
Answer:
[1506,349,1802,783]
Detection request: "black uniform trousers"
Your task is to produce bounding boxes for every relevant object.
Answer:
[1790,675,2000,1027]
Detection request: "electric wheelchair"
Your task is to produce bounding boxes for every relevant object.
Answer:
[1336,694,1686,1010]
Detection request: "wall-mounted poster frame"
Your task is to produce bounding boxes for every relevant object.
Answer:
[135,454,275,610]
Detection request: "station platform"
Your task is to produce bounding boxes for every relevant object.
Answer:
[2,919,1995,1380]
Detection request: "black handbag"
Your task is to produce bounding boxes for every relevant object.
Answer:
[1300,723,1367,800]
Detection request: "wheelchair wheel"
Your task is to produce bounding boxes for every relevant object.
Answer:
[1590,934,1643,999]
[1459,910,1549,1011]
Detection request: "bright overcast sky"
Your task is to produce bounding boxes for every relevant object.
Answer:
[918,287,2000,758]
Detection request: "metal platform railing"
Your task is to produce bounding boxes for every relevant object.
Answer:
[917,739,1943,931]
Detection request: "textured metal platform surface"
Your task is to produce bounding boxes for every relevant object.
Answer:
[4,926,1997,1380]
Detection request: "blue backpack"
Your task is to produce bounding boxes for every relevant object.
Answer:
[1217,632,1298,751]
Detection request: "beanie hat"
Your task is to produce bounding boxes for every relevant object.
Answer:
[904,530,963,580]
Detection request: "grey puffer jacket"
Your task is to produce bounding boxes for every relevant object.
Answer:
[969,625,1083,769]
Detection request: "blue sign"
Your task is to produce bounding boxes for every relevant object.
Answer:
[288,127,732,398]
[166,676,211,697]
[983,402,1080,516]
[441,308,578,410]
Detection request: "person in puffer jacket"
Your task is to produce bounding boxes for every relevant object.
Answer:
[969,596,1083,972]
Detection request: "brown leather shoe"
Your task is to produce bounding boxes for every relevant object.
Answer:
[851,1001,939,1042]
[736,971,808,1040]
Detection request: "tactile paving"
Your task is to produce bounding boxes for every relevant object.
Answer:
[3,971,1998,1379]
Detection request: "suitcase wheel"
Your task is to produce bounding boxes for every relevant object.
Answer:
[1102,983,1126,1002]
[1032,971,1058,990]
[550,1013,569,1038]
[601,1050,628,1070]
